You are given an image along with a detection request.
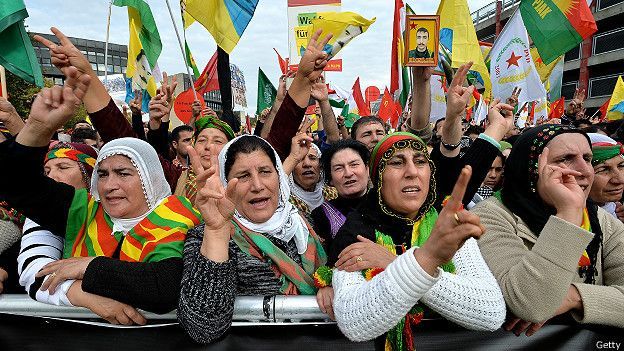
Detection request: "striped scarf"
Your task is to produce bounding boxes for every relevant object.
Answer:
[45,148,97,168]
[64,189,201,262]
[231,219,327,295]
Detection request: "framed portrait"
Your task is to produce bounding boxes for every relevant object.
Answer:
[404,15,440,67]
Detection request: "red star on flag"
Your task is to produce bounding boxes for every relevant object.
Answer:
[409,22,417,30]
[506,51,522,68]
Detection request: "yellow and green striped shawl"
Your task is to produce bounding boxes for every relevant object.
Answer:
[64,189,201,262]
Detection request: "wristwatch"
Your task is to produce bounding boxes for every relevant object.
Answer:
[441,140,461,150]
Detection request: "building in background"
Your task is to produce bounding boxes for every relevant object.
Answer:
[472,0,624,113]
[31,32,128,86]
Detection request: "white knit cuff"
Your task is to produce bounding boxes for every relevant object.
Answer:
[385,247,442,300]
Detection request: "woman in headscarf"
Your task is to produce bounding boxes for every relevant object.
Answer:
[283,124,337,223]
[587,133,624,220]
[472,124,624,336]
[329,133,506,350]
[18,141,97,305]
[0,70,201,324]
[174,116,236,204]
[178,135,328,344]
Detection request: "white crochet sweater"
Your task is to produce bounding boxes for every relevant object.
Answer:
[332,238,506,342]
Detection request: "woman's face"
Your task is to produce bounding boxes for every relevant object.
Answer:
[227,150,280,224]
[96,155,149,219]
[293,148,321,191]
[194,128,228,169]
[330,148,368,198]
[44,158,88,189]
[482,156,504,189]
[589,155,624,204]
[538,133,594,203]
[380,148,431,217]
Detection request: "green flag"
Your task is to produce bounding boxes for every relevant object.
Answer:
[256,68,276,115]
[112,0,162,69]
[185,40,200,79]
[0,0,43,87]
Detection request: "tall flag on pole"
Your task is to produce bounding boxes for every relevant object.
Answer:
[390,0,413,110]
[0,0,44,87]
[256,67,276,115]
[520,0,597,65]
[437,0,492,98]
[180,0,200,79]
[377,88,396,123]
[605,76,624,121]
[273,48,288,75]
[114,0,161,105]
[194,50,219,95]
[183,0,259,54]
[490,10,546,103]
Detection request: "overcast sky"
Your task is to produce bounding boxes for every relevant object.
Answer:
[24,0,493,115]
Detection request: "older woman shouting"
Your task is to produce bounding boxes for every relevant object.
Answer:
[328,133,505,350]
[178,136,328,343]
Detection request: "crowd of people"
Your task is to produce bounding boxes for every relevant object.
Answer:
[0,26,623,348]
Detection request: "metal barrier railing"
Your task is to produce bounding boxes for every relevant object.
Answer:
[0,295,332,324]
[471,0,520,25]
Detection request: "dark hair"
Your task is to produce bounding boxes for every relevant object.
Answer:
[71,128,98,143]
[464,125,484,136]
[170,125,194,143]
[350,116,385,140]
[224,136,277,179]
[321,139,370,185]
[73,120,91,128]
[416,27,429,35]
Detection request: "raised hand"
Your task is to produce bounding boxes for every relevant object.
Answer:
[191,100,202,119]
[0,97,19,123]
[277,71,295,102]
[202,107,218,118]
[160,71,177,106]
[536,147,585,225]
[310,76,329,102]
[289,127,314,163]
[411,66,434,84]
[36,257,95,293]
[506,87,522,108]
[335,235,396,272]
[129,90,143,115]
[446,62,475,119]
[33,27,92,76]
[415,166,485,276]
[484,98,515,141]
[148,93,171,121]
[297,29,333,83]
[27,66,91,135]
[566,88,586,116]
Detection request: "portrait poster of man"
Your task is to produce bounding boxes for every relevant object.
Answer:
[405,15,439,67]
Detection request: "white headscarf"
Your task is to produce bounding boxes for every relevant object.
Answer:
[90,137,171,234]
[218,135,311,254]
[288,143,325,211]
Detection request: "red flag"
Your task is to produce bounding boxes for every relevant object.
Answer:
[599,98,611,121]
[194,51,219,95]
[390,0,403,97]
[246,115,251,133]
[548,97,565,119]
[352,78,371,116]
[465,107,472,122]
[273,48,289,75]
[391,100,402,129]
[377,88,395,122]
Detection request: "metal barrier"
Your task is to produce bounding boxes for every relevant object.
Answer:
[0,294,331,324]
[471,0,520,25]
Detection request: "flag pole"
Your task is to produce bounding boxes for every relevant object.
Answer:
[164,0,199,100]
[103,0,113,86]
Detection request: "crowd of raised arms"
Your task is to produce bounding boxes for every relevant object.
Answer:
[0,28,622,348]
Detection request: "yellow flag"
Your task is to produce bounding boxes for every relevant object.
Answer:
[127,14,157,97]
[607,76,624,121]
[437,0,491,98]
[309,12,376,60]
[531,48,562,83]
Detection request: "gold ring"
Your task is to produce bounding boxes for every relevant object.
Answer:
[453,213,462,226]
[50,272,57,278]
[356,256,363,263]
